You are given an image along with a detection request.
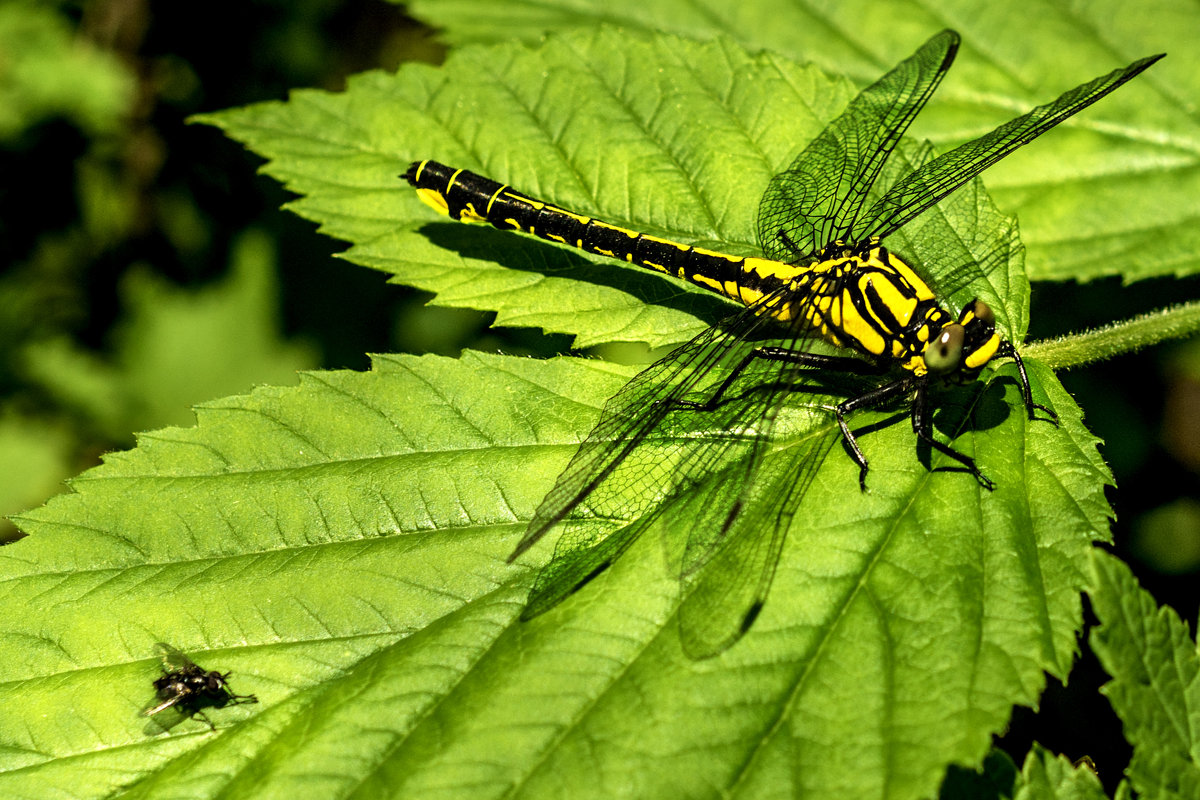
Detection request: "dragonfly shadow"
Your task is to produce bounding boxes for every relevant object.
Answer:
[807,372,1018,483]
[417,222,736,328]
[922,378,1016,478]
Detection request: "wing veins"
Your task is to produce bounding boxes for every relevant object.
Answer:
[858,53,1164,241]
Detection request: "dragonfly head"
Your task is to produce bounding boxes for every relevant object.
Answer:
[923,298,1002,381]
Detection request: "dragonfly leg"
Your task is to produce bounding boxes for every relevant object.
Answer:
[999,342,1058,424]
[834,376,920,490]
[910,381,994,490]
[672,346,883,412]
[673,347,903,490]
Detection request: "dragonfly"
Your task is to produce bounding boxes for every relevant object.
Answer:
[405,30,1161,657]
[143,643,258,730]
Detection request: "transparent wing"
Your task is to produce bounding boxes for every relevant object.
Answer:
[855,53,1164,242]
[144,643,193,718]
[514,283,850,630]
[675,410,840,658]
[143,694,185,717]
[511,306,779,561]
[516,301,791,619]
[876,141,1026,335]
[154,642,195,673]
[514,278,872,660]
[756,30,958,261]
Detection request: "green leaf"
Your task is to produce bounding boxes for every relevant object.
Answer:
[940,745,1110,800]
[1,353,615,797]
[1088,549,1200,799]
[0,2,134,141]
[198,30,859,350]
[3,337,1111,798]
[406,0,1192,284]
[57,24,1126,799]
[1013,745,1108,800]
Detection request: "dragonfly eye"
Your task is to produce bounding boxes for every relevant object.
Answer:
[925,324,965,374]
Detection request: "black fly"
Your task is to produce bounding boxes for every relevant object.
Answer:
[143,643,257,730]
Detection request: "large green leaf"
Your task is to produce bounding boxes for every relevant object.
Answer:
[198,30,859,350]
[406,0,1194,284]
[1,353,609,797]
[1,23,1130,800]
[3,341,1110,798]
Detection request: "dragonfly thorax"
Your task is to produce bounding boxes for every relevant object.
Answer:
[779,246,928,364]
[782,244,1003,379]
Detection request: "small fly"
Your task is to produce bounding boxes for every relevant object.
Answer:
[143,643,258,730]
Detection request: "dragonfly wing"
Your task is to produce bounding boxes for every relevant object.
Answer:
[878,143,1025,332]
[756,30,958,261]
[856,53,1164,242]
[512,305,780,560]
[517,293,823,624]
[521,513,658,619]
[676,410,840,658]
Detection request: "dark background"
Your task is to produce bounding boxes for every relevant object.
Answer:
[1,1,1196,792]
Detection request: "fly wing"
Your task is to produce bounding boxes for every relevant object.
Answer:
[143,694,185,717]
[756,30,958,261]
[154,642,195,673]
[855,53,1163,243]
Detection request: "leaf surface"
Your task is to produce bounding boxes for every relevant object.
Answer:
[2,346,1111,799]
[0,23,1133,800]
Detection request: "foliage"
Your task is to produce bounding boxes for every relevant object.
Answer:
[2,1,1199,798]
[1090,551,1200,799]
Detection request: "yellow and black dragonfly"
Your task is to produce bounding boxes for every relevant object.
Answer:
[405,31,1160,657]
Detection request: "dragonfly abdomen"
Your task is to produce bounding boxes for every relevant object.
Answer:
[405,160,796,309]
